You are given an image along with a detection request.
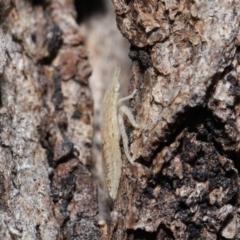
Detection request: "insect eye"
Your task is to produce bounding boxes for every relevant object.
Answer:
[114,83,120,92]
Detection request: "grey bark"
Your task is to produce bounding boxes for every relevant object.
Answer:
[1,0,240,240]
[108,0,240,239]
[0,0,100,239]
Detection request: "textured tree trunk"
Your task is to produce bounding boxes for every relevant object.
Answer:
[108,0,240,239]
[2,0,240,240]
[0,0,100,239]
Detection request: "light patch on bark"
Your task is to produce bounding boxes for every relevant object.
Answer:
[0,28,6,75]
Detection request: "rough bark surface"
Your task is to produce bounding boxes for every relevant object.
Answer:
[109,0,240,239]
[0,0,100,239]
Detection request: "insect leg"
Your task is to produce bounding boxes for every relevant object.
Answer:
[117,89,137,105]
[118,113,134,164]
[118,105,139,128]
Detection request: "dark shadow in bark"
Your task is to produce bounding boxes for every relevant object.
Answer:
[74,0,107,23]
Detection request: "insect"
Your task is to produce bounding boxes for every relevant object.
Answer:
[101,67,139,200]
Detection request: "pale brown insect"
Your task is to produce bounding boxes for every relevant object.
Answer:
[101,67,138,200]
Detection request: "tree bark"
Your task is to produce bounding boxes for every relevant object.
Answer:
[2,0,240,239]
[108,0,240,239]
[0,0,100,239]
